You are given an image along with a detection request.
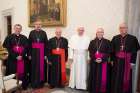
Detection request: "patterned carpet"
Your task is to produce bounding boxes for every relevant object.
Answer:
[15,67,87,93]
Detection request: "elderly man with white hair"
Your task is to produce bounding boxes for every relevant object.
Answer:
[88,28,112,93]
[68,27,90,90]
[48,27,68,88]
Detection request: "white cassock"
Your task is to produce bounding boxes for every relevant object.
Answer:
[68,34,90,90]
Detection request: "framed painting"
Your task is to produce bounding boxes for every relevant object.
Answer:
[29,0,67,27]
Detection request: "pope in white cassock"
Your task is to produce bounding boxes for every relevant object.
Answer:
[68,27,90,90]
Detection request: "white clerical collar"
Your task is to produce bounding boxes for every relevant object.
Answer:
[14,33,20,37]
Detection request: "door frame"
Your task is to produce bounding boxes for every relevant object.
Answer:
[1,8,14,42]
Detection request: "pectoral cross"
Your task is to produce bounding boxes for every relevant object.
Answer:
[16,46,19,51]
[37,38,40,42]
[120,45,124,51]
[96,50,99,54]
[56,48,60,51]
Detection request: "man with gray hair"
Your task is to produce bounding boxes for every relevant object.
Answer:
[88,28,111,93]
[111,23,140,93]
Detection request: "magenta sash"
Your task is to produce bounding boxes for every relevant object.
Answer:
[32,43,44,81]
[116,51,131,92]
[94,52,107,92]
[94,52,108,61]
[13,46,24,76]
[101,62,107,92]
[95,52,103,59]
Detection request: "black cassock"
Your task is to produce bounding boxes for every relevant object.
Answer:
[48,37,68,87]
[28,30,48,88]
[111,34,140,93]
[88,38,112,93]
[3,34,29,88]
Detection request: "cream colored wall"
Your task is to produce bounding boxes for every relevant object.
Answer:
[0,0,126,42]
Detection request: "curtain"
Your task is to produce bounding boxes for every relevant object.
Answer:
[126,0,140,41]
[126,0,140,92]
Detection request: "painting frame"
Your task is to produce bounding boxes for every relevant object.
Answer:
[28,0,67,27]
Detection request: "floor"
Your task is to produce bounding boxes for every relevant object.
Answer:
[16,86,88,93]
[48,87,88,93]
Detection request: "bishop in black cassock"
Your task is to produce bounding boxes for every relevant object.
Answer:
[48,28,68,88]
[88,28,112,93]
[28,21,49,88]
[3,24,29,89]
[111,23,140,93]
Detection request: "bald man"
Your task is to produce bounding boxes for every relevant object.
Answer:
[88,28,111,93]
[68,27,90,90]
[28,21,49,88]
[111,23,140,93]
[48,28,68,88]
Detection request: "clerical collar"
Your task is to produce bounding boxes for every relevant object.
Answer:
[35,29,41,31]
[120,34,128,38]
[14,33,20,37]
[96,37,103,41]
[55,36,61,40]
